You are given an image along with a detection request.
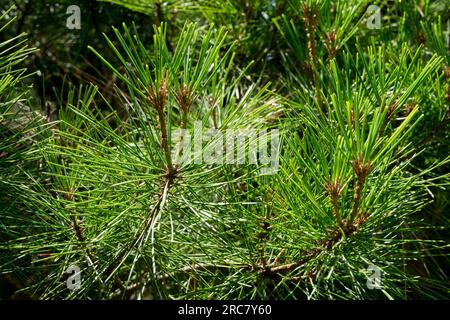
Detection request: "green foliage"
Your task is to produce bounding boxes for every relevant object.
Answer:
[0,1,449,299]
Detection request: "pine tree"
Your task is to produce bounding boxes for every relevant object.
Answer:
[0,1,449,299]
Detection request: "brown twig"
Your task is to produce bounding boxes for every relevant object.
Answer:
[174,84,194,129]
[325,178,345,229]
[302,3,318,66]
[147,71,175,176]
[325,31,337,59]
[348,156,373,228]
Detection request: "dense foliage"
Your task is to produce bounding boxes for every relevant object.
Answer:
[0,0,449,299]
